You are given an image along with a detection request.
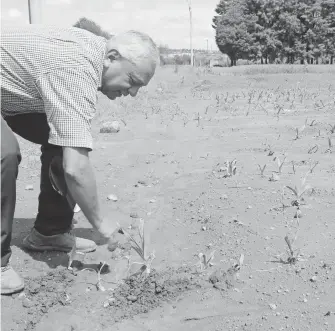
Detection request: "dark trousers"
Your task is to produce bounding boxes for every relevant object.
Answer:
[1,113,74,267]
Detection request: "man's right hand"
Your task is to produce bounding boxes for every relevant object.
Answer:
[96,220,122,251]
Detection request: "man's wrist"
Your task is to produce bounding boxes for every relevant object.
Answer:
[95,219,116,238]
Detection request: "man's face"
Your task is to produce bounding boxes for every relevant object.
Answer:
[100,53,155,100]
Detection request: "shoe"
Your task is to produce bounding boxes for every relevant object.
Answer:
[1,265,24,295]
[22,228,97,253]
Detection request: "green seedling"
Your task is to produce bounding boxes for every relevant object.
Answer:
[280,235,301,265]
[82,262,107,292]
[275,156,286,174]
[120,218,155,277]
[294,120,307,140]
[308,145,318,154]
[258,164,267,177]
[81,262,108,291]
[234,253,245,270]
[325,137,333,153]
[291,161,296,174]
[196,250,216,272]
[329,124,335,134]
[194,112,201,127]
[274,226,303,265]
[308,119,317,126]
[285,175,312,206]
[308,161,319,174]
[224,159,237,177]
[68,242,110,291]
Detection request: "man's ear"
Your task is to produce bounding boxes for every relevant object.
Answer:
[107,49,121,61]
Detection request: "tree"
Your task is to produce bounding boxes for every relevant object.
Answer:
[213,0,334,64]
[212,0,236,29]
[73,17,112,39]
[321,0,335,63]
[215,0,257,65]
[246,0,283,63]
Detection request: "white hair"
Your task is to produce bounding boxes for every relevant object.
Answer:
[109,30,160,74]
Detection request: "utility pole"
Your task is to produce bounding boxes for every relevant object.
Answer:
[28,0,43,24]
[206,38,209,53]
[186,0,194,66]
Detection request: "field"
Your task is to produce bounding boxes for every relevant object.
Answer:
[1,64,335,331]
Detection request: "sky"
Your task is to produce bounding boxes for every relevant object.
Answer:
[1,0,219,50]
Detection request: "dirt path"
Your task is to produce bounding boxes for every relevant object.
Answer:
[2,65,335,331]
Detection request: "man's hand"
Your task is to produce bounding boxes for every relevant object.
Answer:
[63,146,104,231]
[97,221,121,251]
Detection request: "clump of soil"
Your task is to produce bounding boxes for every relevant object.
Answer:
[208,267,239,290]
[22,269,75,331]
[107,267,203,323]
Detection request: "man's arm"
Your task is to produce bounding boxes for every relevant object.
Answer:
[37,68,118,239]
[62,146,103,232]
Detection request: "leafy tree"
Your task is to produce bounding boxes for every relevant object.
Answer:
[215,0,257,65]
[212,0,236,29]
[321,0,335,63]
[213,0,335,64]
[247,0,283,63]
[73,17,112,39]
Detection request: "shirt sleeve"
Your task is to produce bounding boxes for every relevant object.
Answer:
[36,67,99,150]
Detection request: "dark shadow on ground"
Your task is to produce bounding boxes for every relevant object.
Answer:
[11,218,107,270]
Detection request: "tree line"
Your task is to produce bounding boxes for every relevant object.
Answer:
[213,0,335,66]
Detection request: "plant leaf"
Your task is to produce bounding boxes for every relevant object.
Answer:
[239,253,244,266]
[286,185,298,197]
[122,229,145,260]
[138,218,145,258]
[207,250,216,265]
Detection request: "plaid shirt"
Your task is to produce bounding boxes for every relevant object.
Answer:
[1,25,106,149]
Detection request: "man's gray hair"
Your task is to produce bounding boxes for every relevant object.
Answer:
[109,30,160,72]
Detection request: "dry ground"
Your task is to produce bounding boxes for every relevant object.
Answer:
[1,64,335,331]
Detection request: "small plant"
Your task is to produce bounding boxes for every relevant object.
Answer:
[68,242,109,291]
[196,250,216,272]
[224,159,237,177]
[329,124,335,134]
[275,155,286,174]
[309,119,317,126]
[120,218,155,277]
[194,112,201,127]
[308,145,318,154]
[325,137,333,153]
[285,174,312,206]
[279,235,301,265]
[81,262,108,291]
[294,119,307,140]
[294,126,304,140]
[258,164,267,177]
[308,161,319,174]
[291,161,296,174]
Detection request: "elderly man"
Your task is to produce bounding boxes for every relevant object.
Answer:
[1,24,159,294]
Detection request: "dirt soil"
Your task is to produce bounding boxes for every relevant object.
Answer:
[1,65,335,331]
